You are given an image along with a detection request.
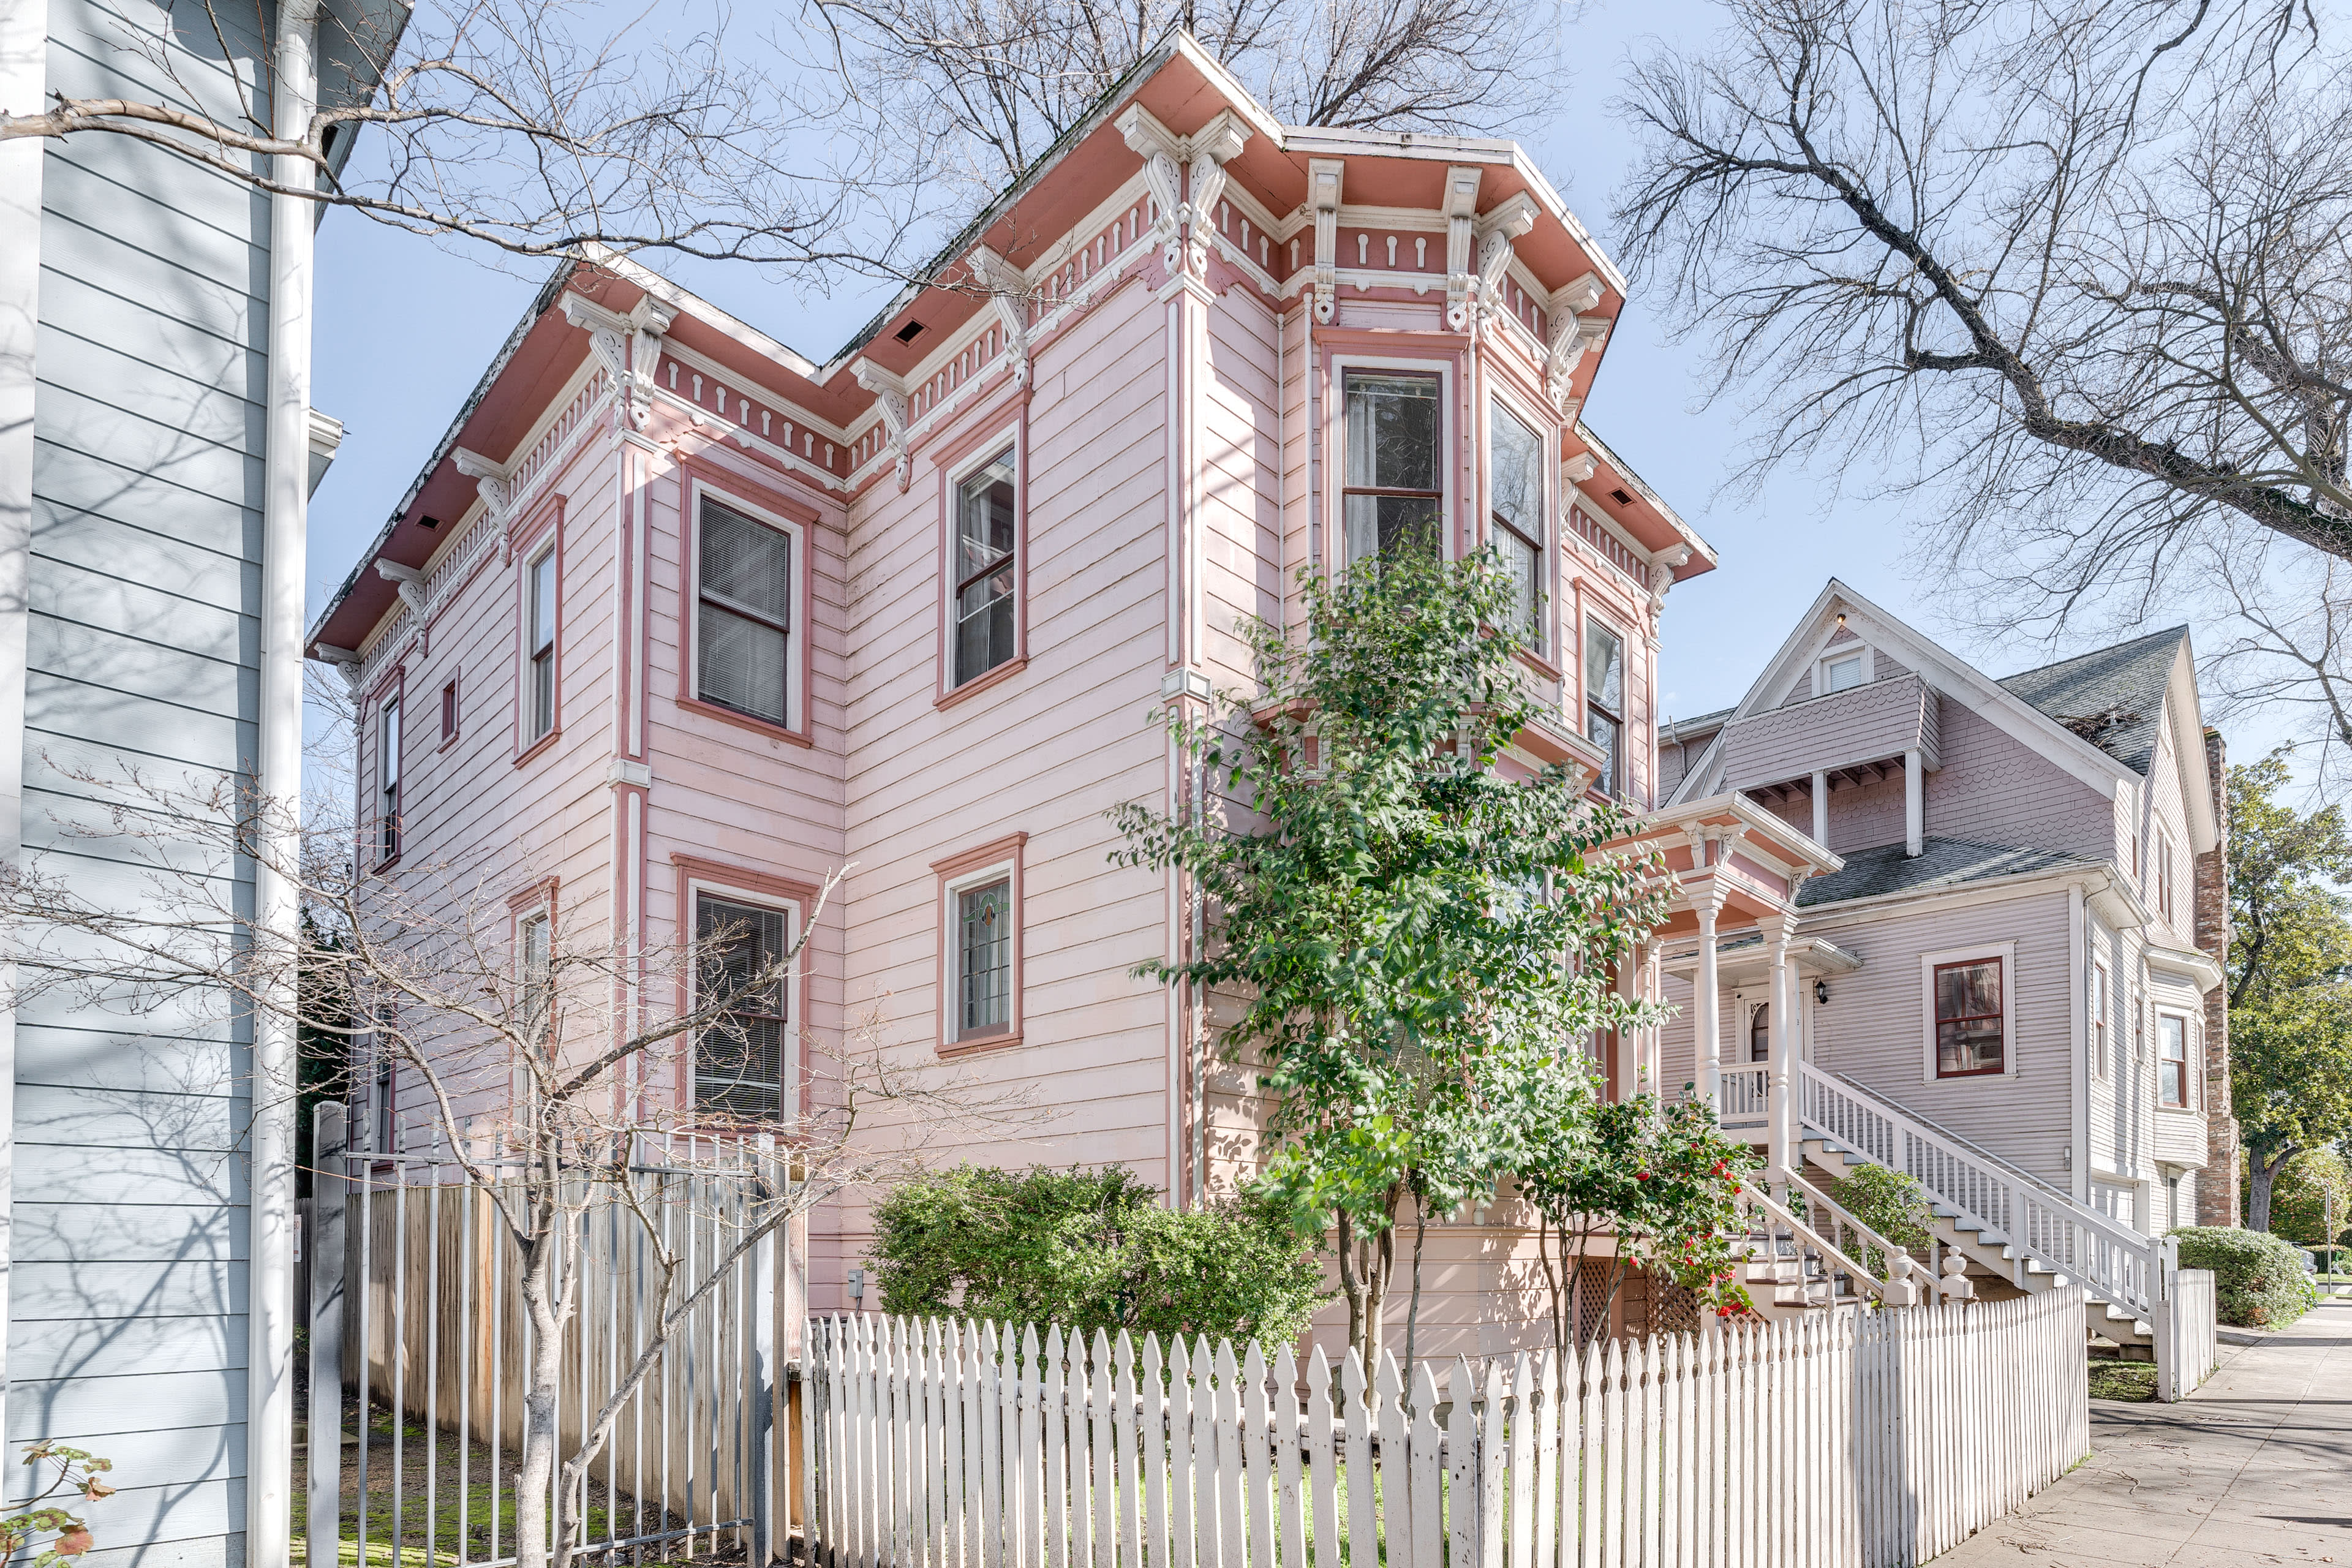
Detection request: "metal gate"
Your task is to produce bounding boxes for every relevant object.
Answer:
[304,1103,794,1568]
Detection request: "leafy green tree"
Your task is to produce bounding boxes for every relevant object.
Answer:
[866,1164,1325,1348]
[2264,1147,2351,1253]
[1825,1164,1934,1277]
[1111,549,1667,1373]
[1517,1091,1757,1359]
[2229,755,2352,1230]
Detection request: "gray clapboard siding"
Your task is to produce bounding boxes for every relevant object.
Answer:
[13,1023,243,1094]
[6,1368,247,1444]
[13,1260,248,1321]
[33,386,263,505]
[15,1084,244,1150]
[32,442,261,550]
[37,322,265,448]
[23,677,258,766]
[13,1201,246,1261]
[1,1419,245,1494]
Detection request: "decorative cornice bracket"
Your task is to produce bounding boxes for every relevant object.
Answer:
[1472,192,1539,336]
[1308,159,1344,323]
[374,559,428,615]
[451,446,513,528]
[853,360,913,491]
[1117,105,1253,280]
[969,246,1035,389]
[1544,271,1612,410]
[1443,167,1483,330]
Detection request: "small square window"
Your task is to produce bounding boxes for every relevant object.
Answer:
[1933,957,2004,1077]
[1823,654,1864,693]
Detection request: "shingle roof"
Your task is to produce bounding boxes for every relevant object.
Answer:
[1662,706,1735,743]
[1995,626,2186,775]
[1795,837,2097,907]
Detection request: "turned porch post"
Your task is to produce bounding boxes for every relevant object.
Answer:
[1767,911,1798,1190]
[1694,895,1724,1107]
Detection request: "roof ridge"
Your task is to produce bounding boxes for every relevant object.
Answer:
[1993,624,2189,687]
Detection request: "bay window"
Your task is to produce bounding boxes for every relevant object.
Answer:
[1584,619,1625,796]
[1343,371,1442,565]
[1489,402,1547,650]
[2158,1013,2191,1107]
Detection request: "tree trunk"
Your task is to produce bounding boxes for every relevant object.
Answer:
[2248,1142,2298,1234]
[1402,1190,1428,1387]
[513,1236,565,1568]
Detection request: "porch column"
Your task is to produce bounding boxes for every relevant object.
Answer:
[1694,895,1724,1107]
[1615,952,1638,1102]
[1644,944,1665,1110]
[1767,911,1798,1189]
[1904,748,1924,857]
[1811,769,1829,846]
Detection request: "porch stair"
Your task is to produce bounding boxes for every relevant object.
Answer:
[1794,1060,2170,1362]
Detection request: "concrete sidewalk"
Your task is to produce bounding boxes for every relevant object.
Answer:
[1934,1295,2352,1565]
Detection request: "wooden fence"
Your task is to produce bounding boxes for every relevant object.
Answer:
[2165,1270,2218,1401]
[801,1287,2088,1568]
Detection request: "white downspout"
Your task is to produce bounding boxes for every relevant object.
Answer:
[251,0,318,1561]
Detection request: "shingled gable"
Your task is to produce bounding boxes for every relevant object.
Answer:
[308,32,1716,665]
[1996,626,2188,777]
[1665,578,2149,808]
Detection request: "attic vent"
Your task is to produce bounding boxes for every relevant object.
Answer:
[420,515,442,530]
[2059,706,2139,741]
[894,320,927,344]
[1609,488,1635,507]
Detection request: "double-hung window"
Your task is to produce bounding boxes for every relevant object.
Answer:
[954,450,1018,687]
[2155,827,2176,927]
[1933,956,2005,1077]
[1488,402,1547,650]
[1342,371,1442,565]
[695,893,790,1118]
[379,694,402,862]
[697,496,795,725]
[526,546,558,742]
[2158,1013,2191,1107]
[1585,620,1625,796]
[956,876,1013,1042]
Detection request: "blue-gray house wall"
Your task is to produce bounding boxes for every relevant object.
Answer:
[9,0,272,1559]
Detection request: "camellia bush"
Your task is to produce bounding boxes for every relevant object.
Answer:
[867,1164,1325,1348]
[2169,1226,2322,1327]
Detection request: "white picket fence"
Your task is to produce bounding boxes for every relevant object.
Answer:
[800,1287,2088,1568]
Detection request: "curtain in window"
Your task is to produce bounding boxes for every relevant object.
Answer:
[695,894,789,1117]
[1585,621,1624,793]
[1934,959,2004,1074]
[1490,404,1545,643]
[1343,372,1442,564]
[698,499,793,724]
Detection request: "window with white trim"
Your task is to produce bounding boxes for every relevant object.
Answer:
[696,494,796,726]
[1932,954,2005,1077]
[695,891,792,1119]
[526,545,558,742]
[1343,371,1442,565]
[1488,401,1546,650]
[2158,1012,2191,1107]
[379,693,402,863]
[1585,618,1626,797]
[952,449,1017,686]
[955,875,1014,1041]
[2155,825,2177,926]
[1822,653,1865,693]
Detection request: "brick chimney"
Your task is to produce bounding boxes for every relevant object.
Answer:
[2195,726,2238,1226]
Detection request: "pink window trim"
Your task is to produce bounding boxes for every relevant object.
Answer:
[932,401,1030,709]
[669,853,823,1126]
[930,831,1028,1057]
[511,496,564,766]
[674,454,821,749]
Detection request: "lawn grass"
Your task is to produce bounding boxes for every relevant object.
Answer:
[2085,1360,2158,1403]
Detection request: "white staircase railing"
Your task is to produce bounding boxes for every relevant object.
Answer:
[1717,1065,1770,1128]
[1795,1060,2174,1325]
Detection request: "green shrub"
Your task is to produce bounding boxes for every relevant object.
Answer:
[1825,1164,1934,1273]
[869,1164,1325,1349]
[2169,1226,2321,1327]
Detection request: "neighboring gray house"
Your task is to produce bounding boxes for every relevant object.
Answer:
[0,0,394,1562]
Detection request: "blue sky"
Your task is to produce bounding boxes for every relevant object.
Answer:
[304,0,2260,745]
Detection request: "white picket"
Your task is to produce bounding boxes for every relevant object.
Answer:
[1305,1348,1336,1568]
[804,1292,2087,1568]
[1407,1363,1443,1568]
[1342,1352,1376,1567]
[1275,1348,1305,1568]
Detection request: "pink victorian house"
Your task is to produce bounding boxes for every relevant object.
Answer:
[308,38,2221,1363]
